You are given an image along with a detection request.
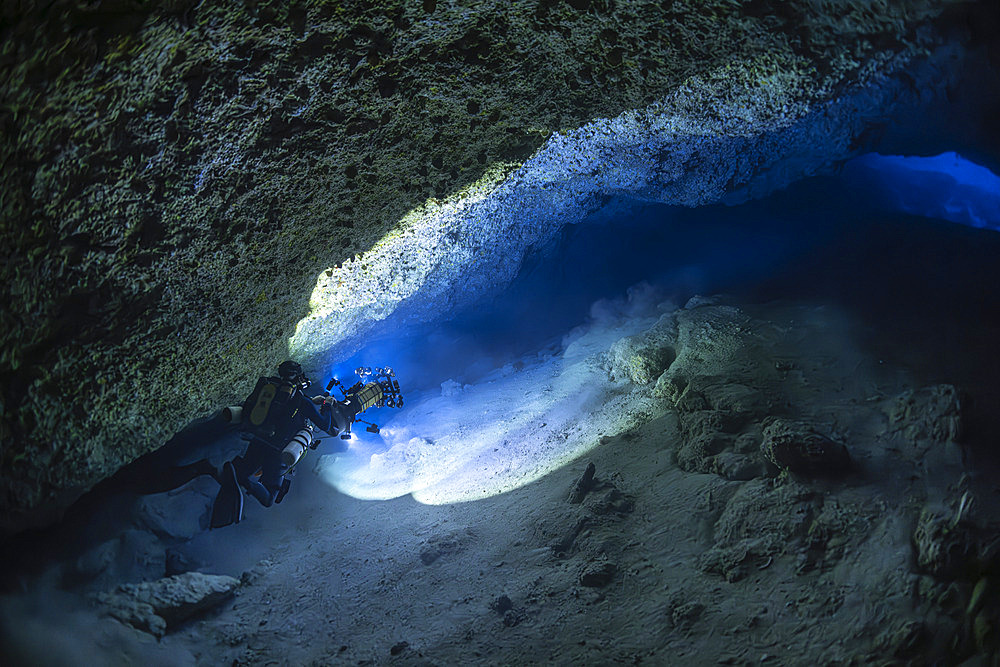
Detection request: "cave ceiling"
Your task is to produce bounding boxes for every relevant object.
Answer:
[0,0,991,530]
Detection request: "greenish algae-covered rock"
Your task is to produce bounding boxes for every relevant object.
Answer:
[0,0,988,529]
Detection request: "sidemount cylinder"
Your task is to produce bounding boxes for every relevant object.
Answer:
[281,428,314,469]
[222,406,243,424]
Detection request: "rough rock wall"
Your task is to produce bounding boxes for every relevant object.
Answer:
[0,0,982,529]
[287,38,962,368]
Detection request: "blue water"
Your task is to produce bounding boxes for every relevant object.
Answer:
[844,152,1000,229]
[337,153,997,381]
[328,152,1000,465]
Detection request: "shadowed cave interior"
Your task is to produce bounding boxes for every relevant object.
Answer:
[4,4,1000,664]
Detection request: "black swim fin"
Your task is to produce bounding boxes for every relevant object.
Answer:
[274,477,292,504]
[210,461,244,529]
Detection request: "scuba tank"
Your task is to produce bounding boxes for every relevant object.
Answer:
[280,427,314,469]
[222,406,243,424]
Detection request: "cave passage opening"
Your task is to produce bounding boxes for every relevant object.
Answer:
[7,147,999,613]
[82,148,1000,513]
[333,151,1000,395]
[314,150,1000,504]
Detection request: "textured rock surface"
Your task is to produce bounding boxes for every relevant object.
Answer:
[132,475,216,540]
[760,417,851,476]
[699,478,817,581]
[97,571,240,637]
[887,384,965,443]
[913,505,978,579]
[0,0,985,527]
[654,301,769,405]
[606,312,677,384]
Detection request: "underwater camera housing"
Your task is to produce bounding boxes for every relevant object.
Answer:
[353,366,404,409]
[325,366,404,438]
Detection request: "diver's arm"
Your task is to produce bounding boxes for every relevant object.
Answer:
[309,382,383,435]
[307,392,369,436]
[298,393,339,436]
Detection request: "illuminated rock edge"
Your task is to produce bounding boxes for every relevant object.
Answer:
[290,46,958,372]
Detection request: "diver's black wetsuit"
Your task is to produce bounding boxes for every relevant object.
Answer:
[234,376,343,507]
[211,363,385,526]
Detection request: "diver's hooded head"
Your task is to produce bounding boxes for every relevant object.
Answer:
[277,360,310,390]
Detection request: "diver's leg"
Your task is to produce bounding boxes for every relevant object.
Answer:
[233,442,275,508]
[244,479,275,507]
[257,453,284,506]
[210,461,244,528]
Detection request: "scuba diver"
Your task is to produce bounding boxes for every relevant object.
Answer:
[211,360,402,528]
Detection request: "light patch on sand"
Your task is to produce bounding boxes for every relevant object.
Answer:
[316,287,672,504]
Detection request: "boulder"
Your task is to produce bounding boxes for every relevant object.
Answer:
[606,313,678,385]
[568,462,597,504]
[654,304,779,415]
[97,572,240,637]
[132,475,217,540]
[713,451,764,481]
[912,505,979,579]
[674,409,752,474]
[62,538,118,587]
[676,432,734,474]
[699,479,819,582]
[760,419,851,476]
[700,382,770,417]
[661,305,753,386]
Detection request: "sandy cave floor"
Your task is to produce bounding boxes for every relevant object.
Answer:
[174,302,968,666]
[5,292,995,666]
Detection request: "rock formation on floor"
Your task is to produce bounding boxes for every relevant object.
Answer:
[96,571,240,637]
